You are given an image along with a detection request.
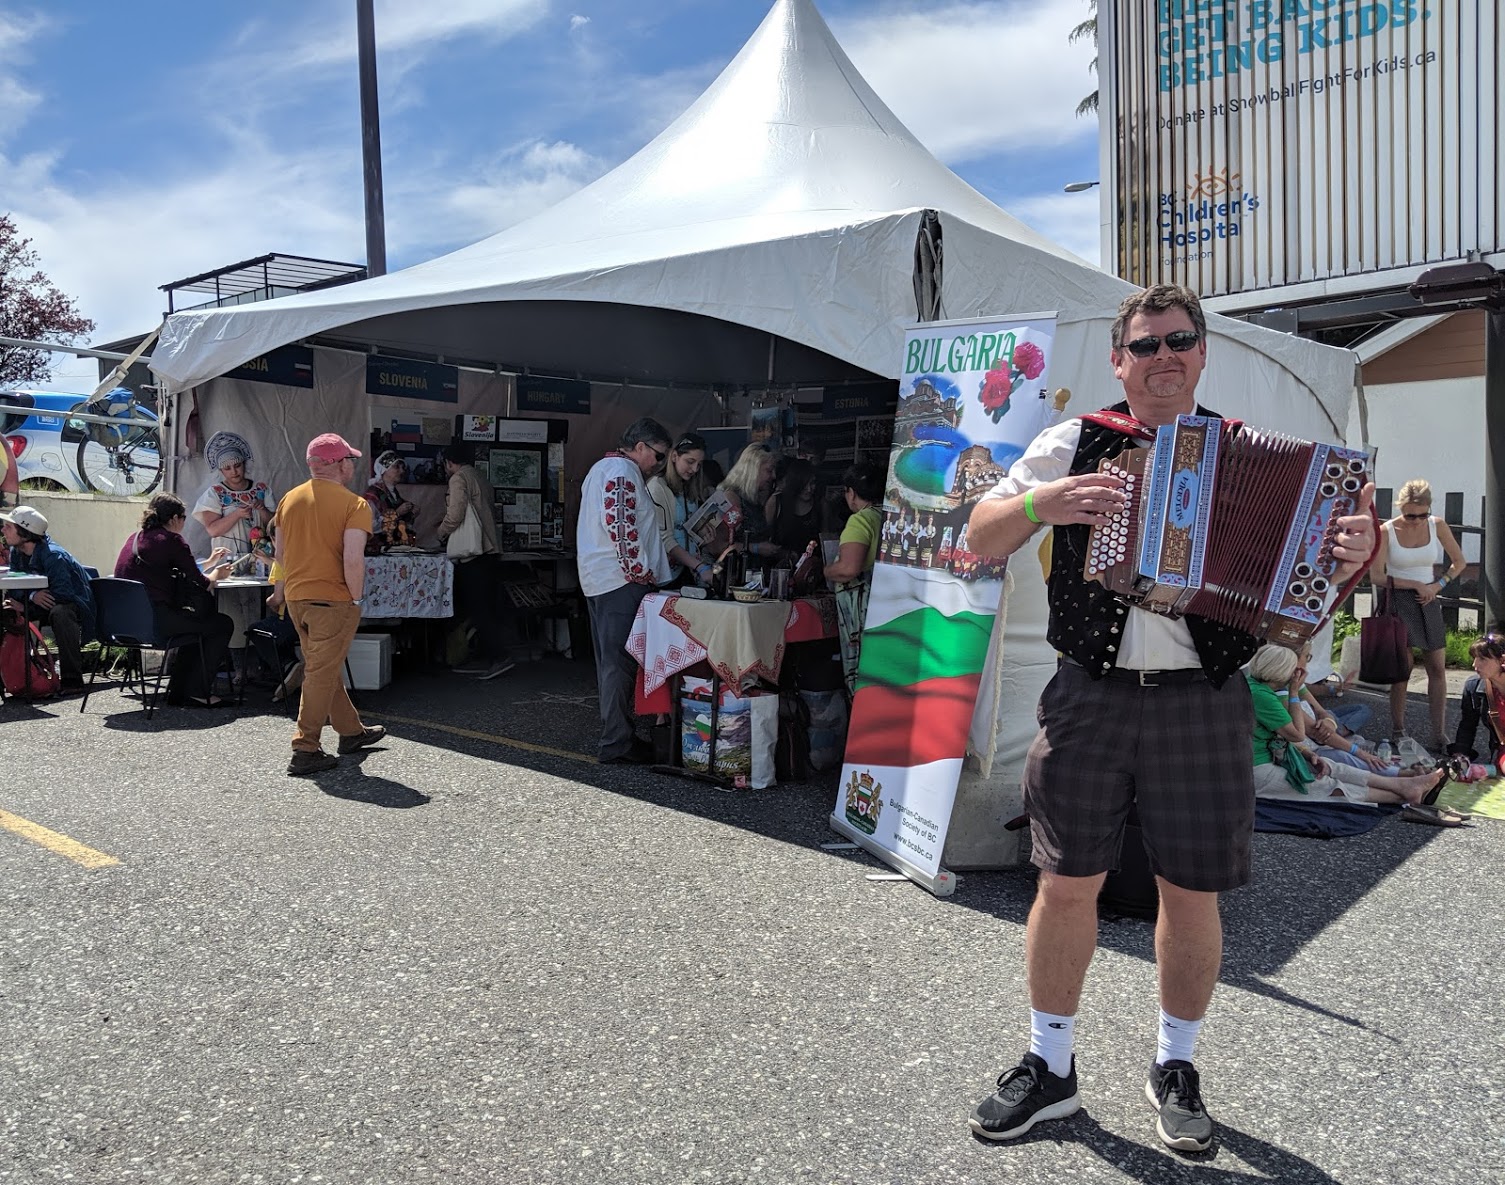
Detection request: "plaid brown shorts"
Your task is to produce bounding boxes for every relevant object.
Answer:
[1022,660,1256,893]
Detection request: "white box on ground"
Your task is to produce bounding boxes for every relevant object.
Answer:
[343,633,393,690]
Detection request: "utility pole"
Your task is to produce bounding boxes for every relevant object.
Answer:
[356,0,386,277]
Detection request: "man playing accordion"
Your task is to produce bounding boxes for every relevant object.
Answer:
[964,284,1377,1152]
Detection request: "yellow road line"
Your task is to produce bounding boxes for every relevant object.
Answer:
[0,810,121,870]
[373,713,596,764]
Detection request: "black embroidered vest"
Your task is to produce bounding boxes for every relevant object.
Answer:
[1046,402,1259,688]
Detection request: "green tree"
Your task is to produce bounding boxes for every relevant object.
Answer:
[1071,0,1099,117]
[0,213,95,385]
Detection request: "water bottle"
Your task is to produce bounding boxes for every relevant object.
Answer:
[1376,738,1392,763]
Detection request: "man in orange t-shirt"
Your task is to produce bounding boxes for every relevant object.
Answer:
[273,433,385,776]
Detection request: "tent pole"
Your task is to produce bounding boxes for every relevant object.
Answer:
[356,0,387,277]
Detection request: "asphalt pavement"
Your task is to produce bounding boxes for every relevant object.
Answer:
[2,656,1502,1184]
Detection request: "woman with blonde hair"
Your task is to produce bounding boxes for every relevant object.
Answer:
[1245,644,1447,806]
[717,443,781,565]
[1368,478,1467,750]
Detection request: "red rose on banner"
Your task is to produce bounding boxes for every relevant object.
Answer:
[979,362,1012,416]
[1013,340,1046,380]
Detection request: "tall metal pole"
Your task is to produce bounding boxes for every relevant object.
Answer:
[1484,309,1505,630]
[356,0,386,277]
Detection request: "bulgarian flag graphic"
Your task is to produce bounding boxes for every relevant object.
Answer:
[846,568,998,768]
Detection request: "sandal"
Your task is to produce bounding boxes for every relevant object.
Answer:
[1422,754,1471,806]
[1400,803,1471,828]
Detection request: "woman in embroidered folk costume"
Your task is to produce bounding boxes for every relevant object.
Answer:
[363,450,417,547]
[1367,477,1467,752]
[193,431,278,557]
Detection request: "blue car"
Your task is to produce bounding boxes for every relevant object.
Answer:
[0,388,162,496]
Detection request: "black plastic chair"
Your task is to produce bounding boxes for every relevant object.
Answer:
[81,577,211,718]
[245,617,355,715]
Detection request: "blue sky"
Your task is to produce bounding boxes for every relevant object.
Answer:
[0,0,1101,391]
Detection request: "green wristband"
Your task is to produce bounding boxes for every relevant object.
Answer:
[1023,489,1042,525]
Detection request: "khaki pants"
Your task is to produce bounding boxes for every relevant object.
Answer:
[287,600,365,754]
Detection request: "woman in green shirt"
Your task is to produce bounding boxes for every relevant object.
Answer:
[825,459,885,694]
[1246,644,1447,806]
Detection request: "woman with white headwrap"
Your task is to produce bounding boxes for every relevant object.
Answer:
[362,450,417,545]
[193,431,277,556]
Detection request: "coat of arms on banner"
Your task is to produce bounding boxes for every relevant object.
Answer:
[844,770,883,835]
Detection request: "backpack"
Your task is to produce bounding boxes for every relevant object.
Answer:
[1,602,61,699]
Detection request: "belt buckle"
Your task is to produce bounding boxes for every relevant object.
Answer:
[1137,669,1160,688]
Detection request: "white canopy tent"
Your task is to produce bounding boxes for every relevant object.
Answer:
[149,0,1360,865]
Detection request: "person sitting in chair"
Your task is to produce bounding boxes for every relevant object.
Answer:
[1,504,96,691]
[114,493,236,707]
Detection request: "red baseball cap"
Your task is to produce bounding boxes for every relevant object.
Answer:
[306,433,361,463]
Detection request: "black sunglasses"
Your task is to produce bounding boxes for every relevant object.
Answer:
[1402,512,1430,520]
[646,444,668,464]
[1122,330,1201,358]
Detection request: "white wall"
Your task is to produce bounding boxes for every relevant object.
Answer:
[20,492,145,575]
[1350,376,1487,563]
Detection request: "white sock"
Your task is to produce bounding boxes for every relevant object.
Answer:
[1156,1008,1203,1066]
[1028,1009,1076,1078]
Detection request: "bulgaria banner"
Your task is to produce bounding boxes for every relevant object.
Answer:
[830,313,1059,895]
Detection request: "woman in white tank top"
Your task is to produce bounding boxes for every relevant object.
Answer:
[1367,478,1467,750]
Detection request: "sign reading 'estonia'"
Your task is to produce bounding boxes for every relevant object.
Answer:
[516,376,591,416]
[821,381,898,419]
[366,356,459,403]
[225,344,314,388]
[829,312,1059,897]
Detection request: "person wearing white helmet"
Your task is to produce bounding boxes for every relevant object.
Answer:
[1,504,96,689]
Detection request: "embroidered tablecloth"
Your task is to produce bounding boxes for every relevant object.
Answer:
[363,554,454,619]
[627,593,837,700]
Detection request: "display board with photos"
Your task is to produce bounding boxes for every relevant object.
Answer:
[455,416,570,551]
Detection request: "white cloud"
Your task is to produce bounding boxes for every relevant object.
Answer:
[0,10,54,141]
[442,139,601,242]
[1006,191,1105,266]
[834,0,1098,162]
[569,14,590,32]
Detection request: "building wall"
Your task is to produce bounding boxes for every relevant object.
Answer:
[1350,375,1486,564]
[20,492,145,575]
[1362,311,1486,386]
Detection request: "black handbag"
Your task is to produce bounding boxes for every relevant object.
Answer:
[1358,579,1411,685]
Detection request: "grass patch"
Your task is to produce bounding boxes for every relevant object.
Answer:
[1331,609,1481,669]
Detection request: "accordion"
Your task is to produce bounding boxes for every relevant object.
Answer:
[1083,414,1372,647]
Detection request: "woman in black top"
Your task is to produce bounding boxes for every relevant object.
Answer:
[765,456,821,562]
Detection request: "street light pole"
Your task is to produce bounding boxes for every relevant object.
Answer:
[356,0,386,277]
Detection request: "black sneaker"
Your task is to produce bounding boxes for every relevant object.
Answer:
[287,750,339,777]
[968,1053,1080,1141]
[598,737,656,766]
[337,726,388,755]
[1145,1059,1214,1152]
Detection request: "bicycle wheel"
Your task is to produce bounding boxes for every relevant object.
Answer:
[77,426,163,496]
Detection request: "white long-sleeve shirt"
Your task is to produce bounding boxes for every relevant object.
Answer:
[576,453,671,597]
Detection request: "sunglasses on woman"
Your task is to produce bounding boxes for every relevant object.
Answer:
[1402,512,1431,520]
[1121,330,1202,358]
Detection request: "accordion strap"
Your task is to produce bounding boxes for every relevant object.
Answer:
[1080,410,1156,441]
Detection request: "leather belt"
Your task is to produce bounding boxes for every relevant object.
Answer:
[1059,656,1208,687]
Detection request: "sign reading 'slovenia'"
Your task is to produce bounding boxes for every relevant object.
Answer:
[829,313,1059,895]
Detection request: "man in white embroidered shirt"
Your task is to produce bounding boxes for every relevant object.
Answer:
[577,417,672,764]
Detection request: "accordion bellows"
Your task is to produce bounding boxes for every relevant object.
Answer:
[1085,415,1373,648]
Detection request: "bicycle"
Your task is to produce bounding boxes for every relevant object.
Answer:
[74,387,163,496]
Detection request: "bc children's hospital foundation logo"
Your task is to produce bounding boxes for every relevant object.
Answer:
[844,770,883,835]
[1160,168,1262,252]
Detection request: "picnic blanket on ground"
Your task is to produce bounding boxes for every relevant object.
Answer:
[1434,776,1505,820]
[1254,799,1399,838]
